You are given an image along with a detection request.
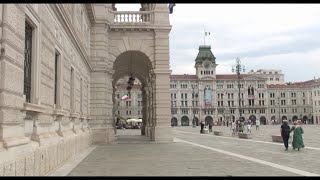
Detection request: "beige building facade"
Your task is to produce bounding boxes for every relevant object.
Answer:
[169,45,316,126]
[0,3,173,176]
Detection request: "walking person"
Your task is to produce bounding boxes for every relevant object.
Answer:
[290,120,305,151]
[247,121,252,134]
[239,121,244,133]
[209,123,213,132]
[200,121,204,134]
[231,120,236,136]
[280,120,290,151]
[256,119,260,131]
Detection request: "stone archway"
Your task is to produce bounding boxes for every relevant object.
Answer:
[171,117,178,126]
[205,116,213,126]
[282,116,288,120]
[292,115,298,121]
[260,116,267,125]
[303,116,308,124]
[194,117,199,126]
[181,116,189,126]
[249,115,256,124]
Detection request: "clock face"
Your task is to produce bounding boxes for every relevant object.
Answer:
[204,63,210,68]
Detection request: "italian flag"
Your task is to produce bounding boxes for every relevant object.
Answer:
[121,94,129,101]
[205,32,211,36]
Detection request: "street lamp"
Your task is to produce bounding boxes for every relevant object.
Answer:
[232,57,245,122]
[192,85,198,128]
[276,96,281,124]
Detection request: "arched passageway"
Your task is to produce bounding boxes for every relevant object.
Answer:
[181,116,189,126]
[249,115,256,124]
[205,116,213,126]
[171,117,178,126]
[292,116,298,121]
[260,116,267,125]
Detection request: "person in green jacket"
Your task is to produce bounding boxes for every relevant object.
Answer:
[290,120,305,151]
[239,121,244,133]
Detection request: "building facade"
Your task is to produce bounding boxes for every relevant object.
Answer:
[0,3,173,176]
[169,45,317,126]
[116,45,318,127]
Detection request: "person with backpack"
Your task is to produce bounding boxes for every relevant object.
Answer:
[280,120,290,151]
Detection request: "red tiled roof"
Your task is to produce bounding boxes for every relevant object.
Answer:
[216,74,249,79]
[170,74,198,80]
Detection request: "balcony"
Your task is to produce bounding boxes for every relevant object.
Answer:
[111,11,153,25]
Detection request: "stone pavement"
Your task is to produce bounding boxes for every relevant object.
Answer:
[50,126,320,176]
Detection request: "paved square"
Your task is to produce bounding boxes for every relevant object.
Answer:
[56,125,320,176]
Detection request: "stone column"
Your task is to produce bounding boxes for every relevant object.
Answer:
[140,87,146,136]
[0,4,30,148]
[152,8,173,142]
[105,70,116,142]
[144,85,150,138]
[89,21,115,143]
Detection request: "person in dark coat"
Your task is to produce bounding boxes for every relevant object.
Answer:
[280,120,290,151]
[200,121,204,133]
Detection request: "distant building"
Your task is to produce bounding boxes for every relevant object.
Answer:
[116,45,318,126]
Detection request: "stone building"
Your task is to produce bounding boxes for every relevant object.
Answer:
[116,45,317,126]
[0,4,173,176]
[169,45,316,126]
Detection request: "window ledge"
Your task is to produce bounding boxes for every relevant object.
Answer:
[22,102,45,113]
[53,109,68,116]
[70,113,79,118]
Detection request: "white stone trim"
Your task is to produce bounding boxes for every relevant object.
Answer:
[54,44,63,110]
[25,5,41,105]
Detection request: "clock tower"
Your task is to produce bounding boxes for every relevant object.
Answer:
[195,45,218,79]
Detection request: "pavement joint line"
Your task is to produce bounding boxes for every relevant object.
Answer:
[174,138,320,177]
[46,145,97,176]
[174,130,320,151]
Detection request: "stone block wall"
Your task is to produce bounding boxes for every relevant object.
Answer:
[0,4,92,176]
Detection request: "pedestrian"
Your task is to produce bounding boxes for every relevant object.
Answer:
[231,120,236,136]
[200,121,204,134]
[227,121,229,127]
[239,121,244,133]
[256,119,260,131]
[209,123,213,132]
[235,121,239,135]
[280,120,290,151]
[246,122,251,134]
[290,120,305,151]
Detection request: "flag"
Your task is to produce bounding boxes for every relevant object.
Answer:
[169,3,175,14]
[121,94,129,101]
[205,32,211,36]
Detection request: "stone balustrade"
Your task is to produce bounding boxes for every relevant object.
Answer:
[112,11,153,24]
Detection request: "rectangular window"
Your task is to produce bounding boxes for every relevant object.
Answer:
[80,78,83,112]
[54,52,59,105]
[70,67,75,112]
[24,21,33,103]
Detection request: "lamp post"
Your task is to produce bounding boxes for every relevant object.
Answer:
[192,85,198,128]
[276,96,281,124]
[232,57,245,122]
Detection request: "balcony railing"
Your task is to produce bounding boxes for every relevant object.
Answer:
[111,11,153,24]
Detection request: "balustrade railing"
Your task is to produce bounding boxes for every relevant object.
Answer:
[112,11,153,24]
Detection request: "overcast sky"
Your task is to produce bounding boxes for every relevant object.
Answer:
[116,3,320,83]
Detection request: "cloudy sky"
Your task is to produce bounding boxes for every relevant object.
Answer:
[116,4,320,83]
